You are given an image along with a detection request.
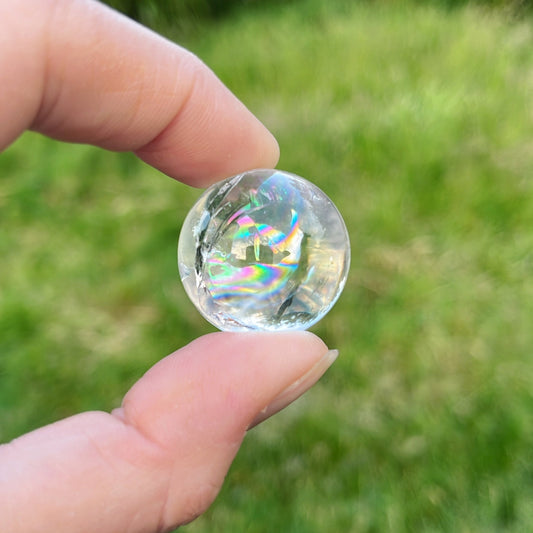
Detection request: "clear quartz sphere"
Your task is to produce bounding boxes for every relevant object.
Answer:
[178,169,350,332]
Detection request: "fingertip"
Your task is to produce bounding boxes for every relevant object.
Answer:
[258,126,281,173]
[248,348,338,429]
[134,65,281,187]
[121,331,329,448]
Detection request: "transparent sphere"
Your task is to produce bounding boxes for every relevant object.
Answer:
[178,169,350,332]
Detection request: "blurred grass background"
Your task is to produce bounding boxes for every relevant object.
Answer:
[2,0,533,531]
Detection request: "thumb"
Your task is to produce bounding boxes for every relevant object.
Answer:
[0,332,335,533]
[118,331,336,526]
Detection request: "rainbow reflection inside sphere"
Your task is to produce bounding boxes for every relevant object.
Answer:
[178,169,350,331]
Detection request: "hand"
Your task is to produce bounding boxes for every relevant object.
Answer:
[0,1,337,532]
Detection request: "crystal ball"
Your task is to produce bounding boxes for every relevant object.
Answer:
[178,169,350,331]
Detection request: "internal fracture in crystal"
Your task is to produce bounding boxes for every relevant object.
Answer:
[178,169,350,331]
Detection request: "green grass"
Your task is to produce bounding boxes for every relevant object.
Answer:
[2,0,533,531]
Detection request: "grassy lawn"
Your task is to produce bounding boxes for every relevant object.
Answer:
[2,0,533,531]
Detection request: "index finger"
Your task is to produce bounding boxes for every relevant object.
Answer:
[0,0,279,186]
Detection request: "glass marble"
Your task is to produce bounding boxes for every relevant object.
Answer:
[178,169,350,332]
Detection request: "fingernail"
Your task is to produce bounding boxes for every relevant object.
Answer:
[248,349,339,430]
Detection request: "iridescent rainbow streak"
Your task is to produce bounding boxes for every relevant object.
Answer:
[205,209,302,301]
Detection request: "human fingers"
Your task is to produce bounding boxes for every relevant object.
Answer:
[0,0,279,186]
[0,332,335,533]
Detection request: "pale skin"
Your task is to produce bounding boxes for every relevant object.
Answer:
[0,1,338,532]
